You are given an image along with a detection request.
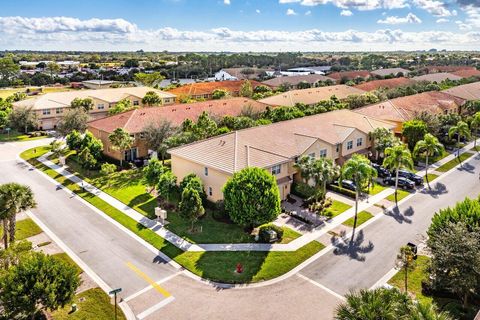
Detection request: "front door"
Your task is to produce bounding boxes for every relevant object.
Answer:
[124,148,138,161]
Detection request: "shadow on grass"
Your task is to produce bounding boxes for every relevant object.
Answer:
[384,205,414,224]
[331,230,374,262]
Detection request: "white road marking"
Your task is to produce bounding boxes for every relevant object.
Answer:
[137,296,176,319]
[370,267,399,290]
[296,273,346,301]
[124,272,180,302]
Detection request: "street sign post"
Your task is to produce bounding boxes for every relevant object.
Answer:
[109,288,122,320]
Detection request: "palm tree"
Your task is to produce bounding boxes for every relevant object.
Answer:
[293,156,315,184]
[470,112,480,151]
[448,121,471,165]
[341,154,377,237]
[396,245,415,293]
[0,183,36,249]
[410,302,453,320]
[413,134,444,190]
[108,128,134,167]
[383,144,413,205]
[311,158,340,201]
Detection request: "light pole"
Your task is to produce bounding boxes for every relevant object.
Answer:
[109,288,122,320]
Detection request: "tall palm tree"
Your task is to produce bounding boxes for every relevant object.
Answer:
[470,112,480,151]
[311,158,340,201]
[448,121,471,165]
[383,144,413,205]
[293,156,314,184]
[341,154,377,237]
[413,134,444,190]
[0,183,36,249]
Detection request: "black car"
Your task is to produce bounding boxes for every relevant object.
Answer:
[340,180,357,191]
[383,176,415,190]
[371,163,391,178]
[397,169,424,186]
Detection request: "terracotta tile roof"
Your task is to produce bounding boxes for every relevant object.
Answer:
[258,85,365,106]
[168,109,395,174]
[443,81,480,100]
[261,74,336,88]
[371,68,411,77]
[12,87,176,111]
[425,66,476,73]
[412,73,462,82]
[356,91,466,122]
[327,70,372,81]
[166,80,265,96]
[87,97,270,134]
[354,78,415,92]
[451,69,480,78]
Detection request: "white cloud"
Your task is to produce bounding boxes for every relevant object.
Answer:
[279,0,408,10]
[1,16,480,51]
[436,18,449,23]
[256,9,261,13]
[412,0,455,17]
[286,8,298,15]
[224,0,231,4]
[340,9,353,16]
[305,10,312,15]
[377,12,422,24]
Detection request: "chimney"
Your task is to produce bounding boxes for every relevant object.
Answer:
[245,145,250,167]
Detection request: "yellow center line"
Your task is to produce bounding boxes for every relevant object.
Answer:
[126,262,171,298]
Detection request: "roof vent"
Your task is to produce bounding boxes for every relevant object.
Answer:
[172,108,176,112]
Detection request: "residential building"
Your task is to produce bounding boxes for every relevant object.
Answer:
[327,70,372,82]
[258,85,365,107]
[87,97,271,162]
[355,91,465,133]
[166,80,265,100]
[82,80,116,89]
[287,66,332,74]
[425,66,476,73]
[354,77,414,92]
[214,68,270,81]
[450,69,480,78]
[168,109,395,201]
[261,74,336,89]
[443,81,480,101]
[371,68,410,77]
[13,87,176,130]
[412,73,462,82]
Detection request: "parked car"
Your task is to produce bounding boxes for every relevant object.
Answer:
[340,180,357,191]
[371,163,391,178]
[383,176,415,190]
[397,170,424,186]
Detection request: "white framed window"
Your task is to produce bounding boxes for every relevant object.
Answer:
[336,144,340,152]
[55,108,62,114]
[42,109,51,115]
[319,149,327,158]
[356,137,363,147]
[97,103,105,110]
[204,167,208,176]
[208,187,213,196]
[271,164,281,175]
[133,100,139,106]
[308,152,315,159]
[347,141,353,150]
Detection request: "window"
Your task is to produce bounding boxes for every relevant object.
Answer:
[97,104,105,110]
[319,149,327,158]
[55,108,62,114]
[356,137,363,147]
[336,144,340,153]
[139,132,145,139]
[308,152,315,159]
[271,164,281,175]
[204,167,208,176]
[347,141,353,150]
[42,109,51,115]
[208,187,213,196]
[133,100,139,106]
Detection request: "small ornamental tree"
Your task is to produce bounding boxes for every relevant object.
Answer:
[179,173,206,200]
[157,171,177,203]
[57,108,89,136]
[212,89,229,100]
[142,159,164,192]
[178,187,205,230]
[396,245,416,293]
[223,167,281,228]
[50,140,63,158]
[402,120,428,151]
[0,252,80,318]
[70,97,94,112]
[78,147,97,170]
[239,80,253,98]
[108,128,134,167]
[65,130,83,151]
[142,91,162,106]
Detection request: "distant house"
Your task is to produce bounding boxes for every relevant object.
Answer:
[412,73,463,82]
[258,85,365,107]
[355,91,465,133]
[13,87,176,130]
[261,74,336,89]
[354,77,414,92]
[168,109,395,201]
[443,81,480,101]
[82,80,116,89]
[327,70,372,82]
[287,66,331,74]
[450,69,480,78]
[214,68,270,81]
[87,97,271,162]
[425,66,476,73]
[371,68,410,77]
[166,80,266,100]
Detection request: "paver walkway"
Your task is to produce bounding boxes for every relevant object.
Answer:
[35,139,478,252]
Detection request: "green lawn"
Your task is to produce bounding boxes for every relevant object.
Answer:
[436,152,474,172]
[416,150,450,164]
[368,183,388,195]
[279,226,301,244]
[15,218,42,240]
[52,253,83,275]
[386,189,411,202]
[342,211,374,227]
[51,287,126,320]
[321,200,352,218]
[21,146,325,284]
[425,173,439,183]
[0,130,48,142]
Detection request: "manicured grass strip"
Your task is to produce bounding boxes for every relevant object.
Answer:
[0,130,47,142]
[15,218,42,240]
[51,287,126,320]
[386,189,411,202]
[425,173,439,183]
[322,200,352,218]
[368,183,388,195]
[436,152,474,172]
[20,145,51,161]
[342,211,374,227]
[279,226,301,244]
[52,253,83,275]
[416,150,450,164]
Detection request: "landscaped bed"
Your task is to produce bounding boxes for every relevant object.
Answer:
[0,130,49,142]
[386,189,411,202]
[321,200,351,218]
[436,152,474,172]
[15,218,43,240]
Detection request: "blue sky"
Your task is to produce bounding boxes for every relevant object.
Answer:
[0,0,479,51]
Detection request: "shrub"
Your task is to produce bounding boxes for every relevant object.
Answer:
[309,197,333,214]
[258,224,284,243]
[291,182,315,199]
[328,184,356,198]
